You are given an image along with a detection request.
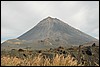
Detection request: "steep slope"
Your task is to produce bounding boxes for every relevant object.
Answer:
[1,17,98,50]
[18,17,98,45]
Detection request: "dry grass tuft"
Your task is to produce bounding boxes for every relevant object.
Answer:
[1,54,84,66]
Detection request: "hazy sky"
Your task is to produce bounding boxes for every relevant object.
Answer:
[1,1,99,43]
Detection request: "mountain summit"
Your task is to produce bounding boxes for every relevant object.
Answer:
[18,17,97,45]
[1,17,98,50]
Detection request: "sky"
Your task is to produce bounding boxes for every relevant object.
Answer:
[1,1,99,43]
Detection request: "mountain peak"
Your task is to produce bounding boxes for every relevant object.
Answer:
[46,16,58,20]
[40,16,54,23]
[17,17,98,45]
[45,16,53,21]
[47,16,53,19]
[2,17,98,51]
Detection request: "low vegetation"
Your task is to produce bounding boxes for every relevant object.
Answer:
[1,45,99,66]
[1,54,83,66]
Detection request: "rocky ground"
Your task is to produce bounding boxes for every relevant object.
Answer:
[1,43,99,66]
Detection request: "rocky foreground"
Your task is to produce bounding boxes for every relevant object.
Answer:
[1,43,99,66]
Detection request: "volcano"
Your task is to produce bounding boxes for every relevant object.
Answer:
[1,17,98,50]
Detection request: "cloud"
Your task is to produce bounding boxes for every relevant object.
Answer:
[1,1,99,42]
